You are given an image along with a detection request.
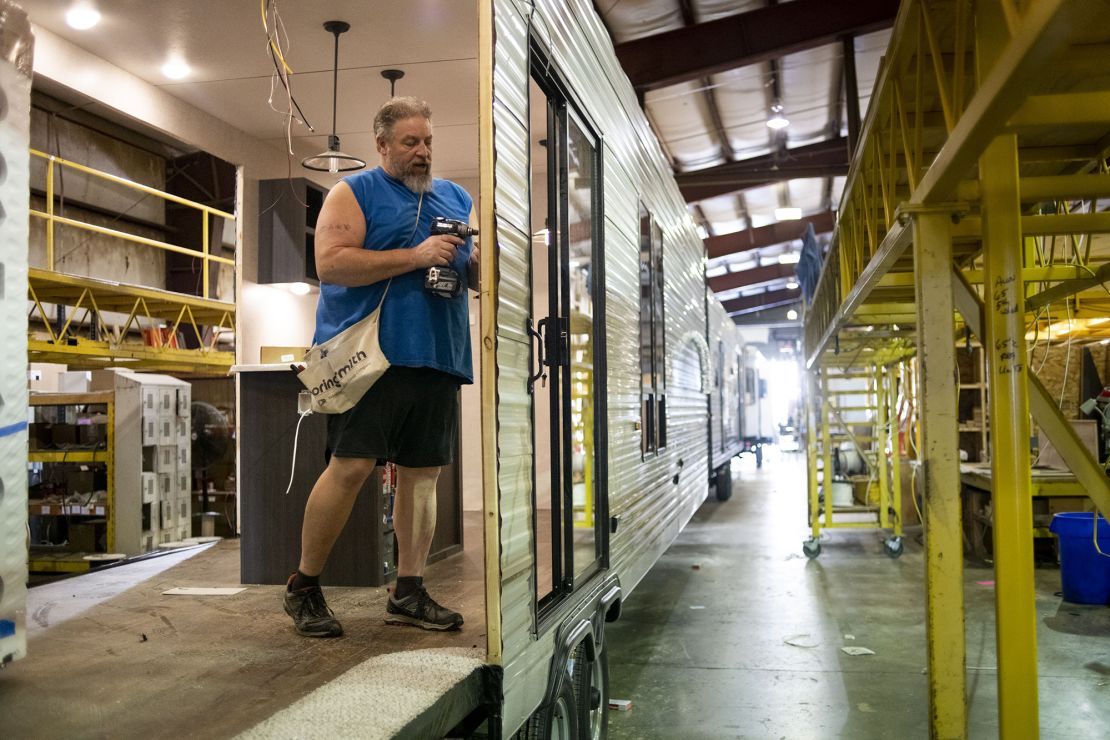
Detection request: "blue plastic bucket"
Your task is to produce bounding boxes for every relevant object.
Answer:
[1049,512,1110,605]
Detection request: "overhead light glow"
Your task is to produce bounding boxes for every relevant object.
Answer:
[1102,338,1110,346]
[162,57,191,80]
[766,104,789,130]
[774,207,802,221]
[288,282,312,296]
[66,3,101,30]
[786,280,799,290]
[778,252,801,264]
[786,308,799,321]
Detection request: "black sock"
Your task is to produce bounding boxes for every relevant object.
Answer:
[290,570,320,591]
[394,576,422,600]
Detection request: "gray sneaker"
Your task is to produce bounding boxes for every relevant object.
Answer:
[385,587,463,631]
[283,577,343,638]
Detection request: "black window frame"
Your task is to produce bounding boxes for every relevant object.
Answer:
[639,204,667,456]
[528,39,609,626]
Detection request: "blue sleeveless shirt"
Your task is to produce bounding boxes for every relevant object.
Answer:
[312,167,474,383]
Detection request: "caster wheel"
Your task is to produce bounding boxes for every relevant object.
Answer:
[884,537,903,559]
[803,539,821,559]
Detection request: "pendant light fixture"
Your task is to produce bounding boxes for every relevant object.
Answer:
[302,20,366,173]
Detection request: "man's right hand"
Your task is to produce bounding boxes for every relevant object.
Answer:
[409,234,464,269]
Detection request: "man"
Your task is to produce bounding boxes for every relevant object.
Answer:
[283,97,478,637]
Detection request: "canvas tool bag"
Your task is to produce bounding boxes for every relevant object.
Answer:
[296,281,391,413]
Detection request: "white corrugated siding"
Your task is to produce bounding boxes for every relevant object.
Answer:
[490,1,711,733]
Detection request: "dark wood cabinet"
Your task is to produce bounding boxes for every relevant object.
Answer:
[258,178,326,285]
[237,369,462,586]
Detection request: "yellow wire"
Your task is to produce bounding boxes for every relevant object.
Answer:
[261,0,294,75]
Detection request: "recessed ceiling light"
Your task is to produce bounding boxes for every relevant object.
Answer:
[774,207,802,221]
[162,57,191,80]
[786,280,799,290]
[66,3,101,30]
[786,309,799,321]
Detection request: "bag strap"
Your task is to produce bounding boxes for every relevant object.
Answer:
[376,191,425,313]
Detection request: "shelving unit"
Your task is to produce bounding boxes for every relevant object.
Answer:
[27,391,115,573]
[26,372,193,572]
[957,344,989,462]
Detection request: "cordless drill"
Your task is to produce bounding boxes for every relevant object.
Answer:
[424,217,478,298]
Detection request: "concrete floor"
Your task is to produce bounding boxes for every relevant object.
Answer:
[605,450,1110,740]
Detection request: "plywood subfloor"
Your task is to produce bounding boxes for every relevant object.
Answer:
[0,516,487,739]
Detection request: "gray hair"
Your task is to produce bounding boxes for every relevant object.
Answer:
[374,96,433,142]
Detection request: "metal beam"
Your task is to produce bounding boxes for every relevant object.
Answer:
[706,211,834,260]
[911,0,1106,206]
[678,138,850,203]
[708,263,796,294]
[615,0,899,92]
[912,211,966,740]
[979,125,1039,735]
[1026,260,1110,310]
[1008,91,1110,131]
[723,287,800,316]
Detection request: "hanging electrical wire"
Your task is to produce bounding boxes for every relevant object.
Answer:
[261,0,313,155]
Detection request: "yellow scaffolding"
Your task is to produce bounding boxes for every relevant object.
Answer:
[27,149,236,373]
[801,0,1110,736]
[804,354,909,558]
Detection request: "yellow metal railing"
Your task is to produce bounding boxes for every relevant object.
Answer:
[29,148,236,300]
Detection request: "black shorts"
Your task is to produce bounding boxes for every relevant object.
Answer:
[326,366,461,468]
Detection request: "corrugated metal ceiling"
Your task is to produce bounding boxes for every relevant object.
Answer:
[596,0,893,314]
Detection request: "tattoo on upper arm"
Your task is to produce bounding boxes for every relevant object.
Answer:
[318,223,354,233]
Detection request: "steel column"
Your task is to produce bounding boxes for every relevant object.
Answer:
[807,373,820,540]
[981,131,1039,737]
[912,211,965,739]
[978,0,1039,729]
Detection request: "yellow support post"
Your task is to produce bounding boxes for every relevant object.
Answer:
[876,364,890,529]
[978,0,1039,730]
[981,135,1039,737]
[46,157,55,270]
[202,212,210,299]
[889,363,903,539]
[913,210,966,740]
[821,371,833,530]
[807,373,820,542]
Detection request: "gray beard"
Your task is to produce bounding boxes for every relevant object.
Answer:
[400,168,433,193]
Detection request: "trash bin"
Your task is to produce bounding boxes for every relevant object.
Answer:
[1049,512,1110,605]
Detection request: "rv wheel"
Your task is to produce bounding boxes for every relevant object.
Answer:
[522,680,579,740]
[572,641,609,740]
[715,464,733,501]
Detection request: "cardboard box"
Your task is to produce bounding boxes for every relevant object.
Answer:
[65,468,97,497]
[68,519,106,553]
[89,368,133,392]
[260,346,308,364]
[58,371,92,393]
[1037,420,1097,470]
[29,363,67,392]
